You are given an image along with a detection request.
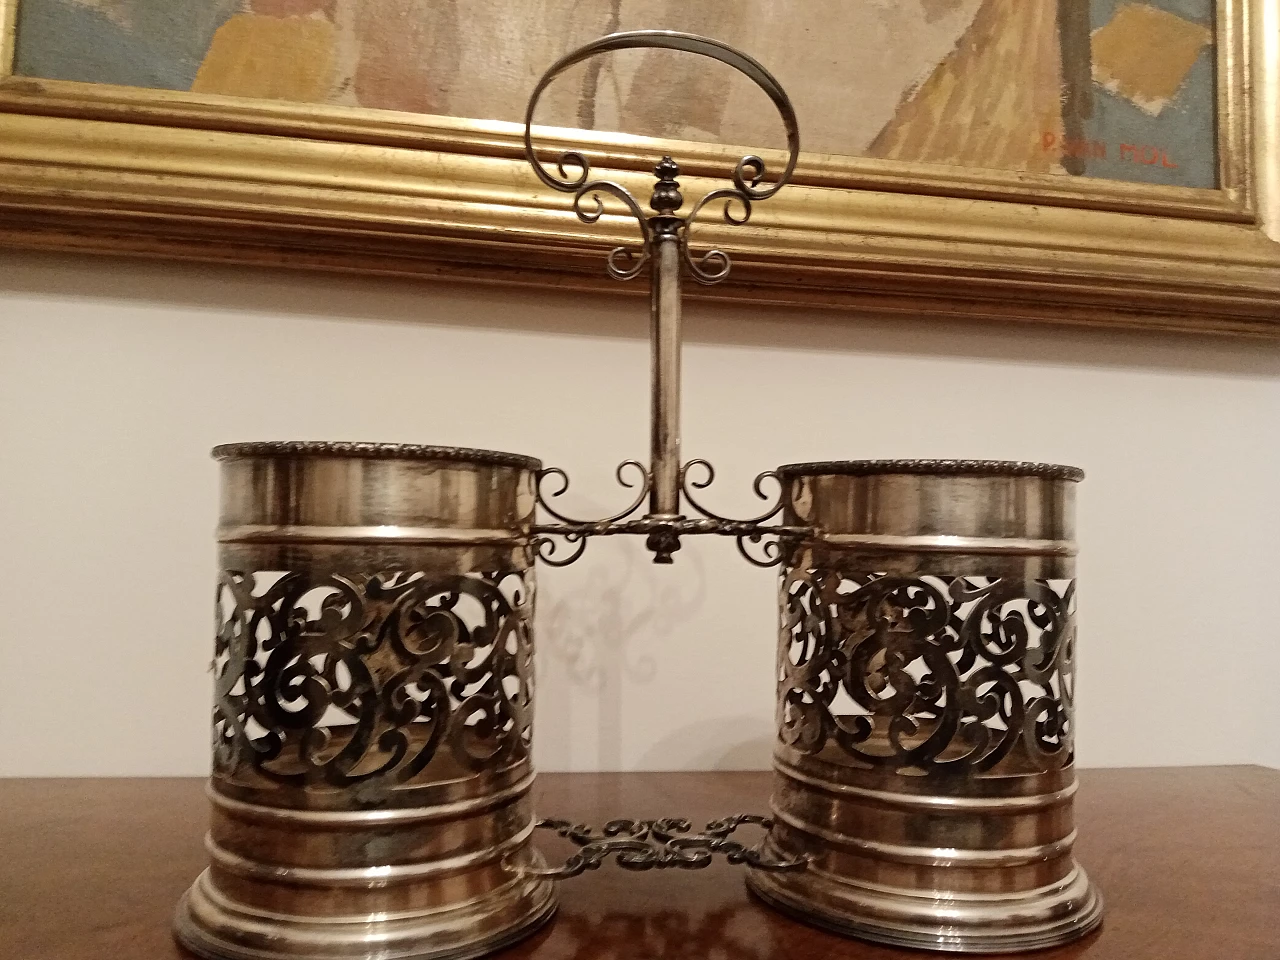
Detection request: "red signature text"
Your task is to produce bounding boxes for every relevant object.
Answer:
[1041,132,1177,168]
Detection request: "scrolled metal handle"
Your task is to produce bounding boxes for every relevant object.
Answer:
[523,30,801,201]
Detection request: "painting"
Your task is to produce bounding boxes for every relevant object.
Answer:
[1,0,1275,336]
[10,0,1218,188]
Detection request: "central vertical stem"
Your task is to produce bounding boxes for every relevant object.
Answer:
[649,232,682,520]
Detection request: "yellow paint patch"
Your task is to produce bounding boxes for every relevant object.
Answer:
[1091,3,1211,116]
[191,14,336,102]
[869,0,1065,173]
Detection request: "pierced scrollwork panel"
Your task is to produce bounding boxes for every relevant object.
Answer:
[778,570,1076,775]
[212,569,535,789]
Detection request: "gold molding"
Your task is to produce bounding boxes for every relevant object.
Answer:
[1256,0,1280,244]
[0,0,15,76]
[0,0,1276,336]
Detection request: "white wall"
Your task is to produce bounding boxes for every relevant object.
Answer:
[1,250,1277,776]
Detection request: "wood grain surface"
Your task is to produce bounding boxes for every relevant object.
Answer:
[1,767,1277,960]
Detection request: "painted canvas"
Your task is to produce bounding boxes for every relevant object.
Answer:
[10,0,1218,188]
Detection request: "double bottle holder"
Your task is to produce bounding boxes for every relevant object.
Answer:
[175,31,1103,960]
[175,445,1101,959]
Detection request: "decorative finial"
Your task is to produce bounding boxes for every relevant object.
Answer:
[645,525,681,564]
[650,156,683,215]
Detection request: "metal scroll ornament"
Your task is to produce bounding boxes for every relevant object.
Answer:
[530,816,807,879]
[777,573,1076,773]
[212,569,534,785]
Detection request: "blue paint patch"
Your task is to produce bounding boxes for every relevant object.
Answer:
[1092,0,1212,28]
[1082,0,1217,188]
[13,0,240,90]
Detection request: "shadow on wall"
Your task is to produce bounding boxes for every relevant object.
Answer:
[3,251,1278,380]
[537,536,709,771]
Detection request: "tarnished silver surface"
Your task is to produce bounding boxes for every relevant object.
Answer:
[175,443,556,960]
[748,461,1103,953]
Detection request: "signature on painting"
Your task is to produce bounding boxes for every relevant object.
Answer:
[1042,133,1180,169]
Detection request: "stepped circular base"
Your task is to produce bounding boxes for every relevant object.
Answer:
[174,870,557,960]
[746,865,1103,954]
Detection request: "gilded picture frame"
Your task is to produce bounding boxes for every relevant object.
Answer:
[0,0,1276,336]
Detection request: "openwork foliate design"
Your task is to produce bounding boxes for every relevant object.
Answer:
[778,570,1075,774]
[212,569,534,787]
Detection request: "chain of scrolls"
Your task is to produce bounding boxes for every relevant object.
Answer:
[526,815,808,878]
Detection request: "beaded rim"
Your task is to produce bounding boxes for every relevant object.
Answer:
[775,459,1084,482]
[211,441,541,471]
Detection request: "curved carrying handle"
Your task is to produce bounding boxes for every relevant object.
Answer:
[523,30,801,202]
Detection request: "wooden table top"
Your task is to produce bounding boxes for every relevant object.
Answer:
[2,767,1276,960]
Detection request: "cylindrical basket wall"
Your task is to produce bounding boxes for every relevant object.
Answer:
[175,442,556,960]
[748,460,1103,953]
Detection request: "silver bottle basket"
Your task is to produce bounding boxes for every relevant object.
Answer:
[748,460,1103,953]
[175,442,556,960]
